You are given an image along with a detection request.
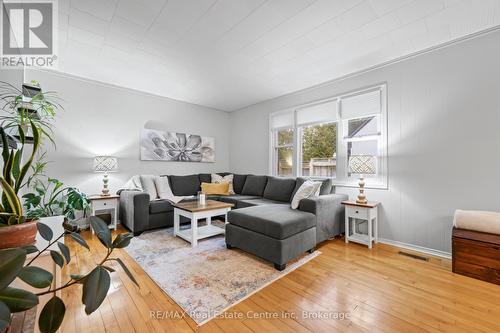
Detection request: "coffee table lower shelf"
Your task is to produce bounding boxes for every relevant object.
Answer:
[176,225,225,243]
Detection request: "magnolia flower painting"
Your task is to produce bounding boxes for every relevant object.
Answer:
[140,128,215,162]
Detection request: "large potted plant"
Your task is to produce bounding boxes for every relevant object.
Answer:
[0,122,42,249]
[0,216,136,333]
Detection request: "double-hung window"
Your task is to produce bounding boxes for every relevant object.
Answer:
[270,112,294,177]
[269,84,387,188]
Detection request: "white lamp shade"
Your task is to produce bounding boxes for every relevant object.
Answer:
[348,155,376,175]
[93,156,118,173]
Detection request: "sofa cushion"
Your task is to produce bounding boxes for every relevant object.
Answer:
[263,177,296,202]
[232,174,248,194]
[241,175,268,196]
[319,178,333,195]
[198,173,211,183]
[149,200,173,214]
[237,198,289,209]
[291,177,334,199]
[227,205,316,240]
[169,174,200,196]
[218,194,261,205]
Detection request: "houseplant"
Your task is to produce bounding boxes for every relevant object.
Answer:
[0,216,136,333]
[0,80,62,146]
[0,122,41,249]
[23,177,91,249]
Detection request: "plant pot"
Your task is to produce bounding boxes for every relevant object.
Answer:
[0,220,38,249]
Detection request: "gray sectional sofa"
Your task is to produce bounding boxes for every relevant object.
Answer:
[119,173,347,270]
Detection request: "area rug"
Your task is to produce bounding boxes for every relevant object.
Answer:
[124,221,320,325]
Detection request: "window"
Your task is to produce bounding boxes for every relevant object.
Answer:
[275,128,294,177]
[269,84,387,188]
[270,112,294,177]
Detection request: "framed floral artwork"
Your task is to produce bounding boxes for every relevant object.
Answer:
[140,128,215,162]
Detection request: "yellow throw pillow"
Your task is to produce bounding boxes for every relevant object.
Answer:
[201,182,230,195]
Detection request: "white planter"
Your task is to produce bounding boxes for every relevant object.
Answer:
[36,215,65,251]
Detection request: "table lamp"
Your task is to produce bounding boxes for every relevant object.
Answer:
[93,156,118,196]
[348,155,376,204]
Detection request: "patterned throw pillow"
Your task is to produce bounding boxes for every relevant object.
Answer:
[211,173,235,195]
[290,180,322,209]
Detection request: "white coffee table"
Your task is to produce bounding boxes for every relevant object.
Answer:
[172,200,234,247]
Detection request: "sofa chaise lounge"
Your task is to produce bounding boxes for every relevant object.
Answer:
[119,173,347,270]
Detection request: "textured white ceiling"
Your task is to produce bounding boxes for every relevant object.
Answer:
[56,0,500,111]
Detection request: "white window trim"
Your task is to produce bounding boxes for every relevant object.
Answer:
[269,83,388,190]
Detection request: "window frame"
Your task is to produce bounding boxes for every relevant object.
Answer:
[268,83,388,189]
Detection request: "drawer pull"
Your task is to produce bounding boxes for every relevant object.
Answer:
[103,203,107,206]
[355,210,359,214]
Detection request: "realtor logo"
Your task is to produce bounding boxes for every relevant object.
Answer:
[1,1,57,68]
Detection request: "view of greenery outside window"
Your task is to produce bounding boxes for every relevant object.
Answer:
[300,123,337,177]
[346,115,380,178]
[270,85,386,186]
[276,128,294,176]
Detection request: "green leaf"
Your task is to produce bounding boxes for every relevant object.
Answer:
[50,251,64,268]
[22,245,39,254]
[0,301,11,332]
[70,232,89,250]
[0,248,27,290]
[37,222,53,241]
[112,233,133,249]
[0,287,38,312]
[90,216,111,248]
[70,274,85,283]
[38,296,65,333]
[18,266,53,289]
[0,178,22,215]
[111,258,139,287]
[82,267,110,315]
[57,242,71,264]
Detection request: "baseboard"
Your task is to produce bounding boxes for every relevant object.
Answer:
[378,238,451,260]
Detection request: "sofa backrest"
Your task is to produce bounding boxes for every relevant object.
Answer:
[241,175,268,196]
[168,174,201,196]
[262,176,296,202]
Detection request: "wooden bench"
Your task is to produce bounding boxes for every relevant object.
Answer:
[452,227,500,284]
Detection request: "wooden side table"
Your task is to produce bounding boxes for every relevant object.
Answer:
[89,195,119,232]
[342,201,380,249]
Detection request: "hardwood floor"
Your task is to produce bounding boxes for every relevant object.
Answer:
[60,227,500,333]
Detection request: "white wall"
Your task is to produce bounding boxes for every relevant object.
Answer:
[229,30,500,254]
[25,69,230,196]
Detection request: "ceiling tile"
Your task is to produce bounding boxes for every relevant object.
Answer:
[368,0,413,16]
[211,0,314,55]
[70,0,116,21]
[148,0,216,45]
[396,0,445,25]
[67,26,105,48]
[68,8,110,35]
[176,0,266,50]
[109,16,148,41]
[115,0,159,27]
[358,12,402,40]
[240,0,363,60]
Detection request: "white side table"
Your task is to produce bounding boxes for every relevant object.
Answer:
[342,201,379,249]
[89,195,119,232]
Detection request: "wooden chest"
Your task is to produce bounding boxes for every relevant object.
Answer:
[452,227,500,284]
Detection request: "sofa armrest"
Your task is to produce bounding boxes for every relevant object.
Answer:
[119,191,150,235]
[298,194,348,243]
